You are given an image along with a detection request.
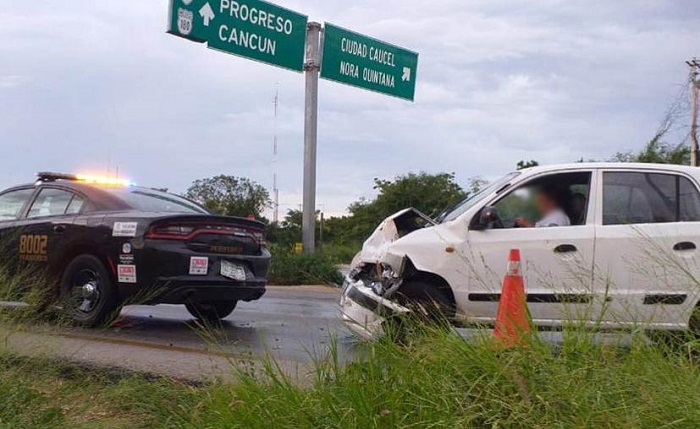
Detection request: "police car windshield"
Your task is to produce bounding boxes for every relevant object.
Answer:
[439,172,520,223]
[107,188,208,214]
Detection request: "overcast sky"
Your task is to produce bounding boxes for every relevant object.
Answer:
[1,1,698,216]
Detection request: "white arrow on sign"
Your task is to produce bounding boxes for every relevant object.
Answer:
[402,67,411,82]
[199,2,215,26]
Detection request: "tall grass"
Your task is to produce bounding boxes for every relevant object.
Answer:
[166,327,700,428]
[0,353,194,429]
[0,236,699,427]
[1,326,700,428]
[268,245,343,285]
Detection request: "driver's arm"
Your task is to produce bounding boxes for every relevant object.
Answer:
[515,218,533,228]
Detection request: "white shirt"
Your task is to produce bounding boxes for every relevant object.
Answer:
[535,209,571,228]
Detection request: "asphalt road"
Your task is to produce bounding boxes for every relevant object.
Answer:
[108,286,355,363]
[0,286,358,382]
[0,286,637,382]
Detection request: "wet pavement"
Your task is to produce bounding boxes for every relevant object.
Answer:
[0,286,360,382]
[0,286,639,382]
[104,286,356,363]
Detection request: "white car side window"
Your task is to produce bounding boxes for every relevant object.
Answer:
[603,172,700,225]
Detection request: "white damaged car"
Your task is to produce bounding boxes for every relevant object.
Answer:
[340,163,700,340]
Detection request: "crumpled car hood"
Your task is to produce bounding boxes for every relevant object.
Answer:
[352,208,436,266]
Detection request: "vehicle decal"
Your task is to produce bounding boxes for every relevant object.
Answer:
[468,293,594,304]
[122,243,132,254]
[18,234,48,262]
[210,245,244,254]
[467,294,501,302]
[189,257,209,275]
[119,254,135,264]
[643,294,687,305]
[117,265,137,283]
[113,222,138,237]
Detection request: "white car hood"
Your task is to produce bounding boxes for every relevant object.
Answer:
[352,208,436,266]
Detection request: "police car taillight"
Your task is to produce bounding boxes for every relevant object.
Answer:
[251,231,266,247]
[146,225,196,239]
[146,223,265,245]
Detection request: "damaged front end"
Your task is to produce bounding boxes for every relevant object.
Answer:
[340,208,435,340]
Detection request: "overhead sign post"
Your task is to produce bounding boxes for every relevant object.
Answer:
[320,23,419,101]
[167,3,419,254]
[167,0,308,71]
[302,22,321,255]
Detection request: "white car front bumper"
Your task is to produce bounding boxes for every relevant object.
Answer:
[339,275,410,341]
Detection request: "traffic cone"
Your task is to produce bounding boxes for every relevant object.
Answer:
[493,249,531,347]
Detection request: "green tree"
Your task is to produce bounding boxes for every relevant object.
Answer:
[342,172,467,241]
[613,90,690,165]
[612,137,689,165]
[185,175,270,218]
[374,172,465,217]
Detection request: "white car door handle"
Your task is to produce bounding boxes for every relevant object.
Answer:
[554,244,577,254]
[673,242,696,251]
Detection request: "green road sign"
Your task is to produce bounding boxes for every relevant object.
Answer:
[320,23,419,101]
[167,0,308,72]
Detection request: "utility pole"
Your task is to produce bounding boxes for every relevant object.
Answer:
[302,22,322,254]
[688,58,700,167]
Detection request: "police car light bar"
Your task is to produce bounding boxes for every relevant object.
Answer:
[37,172,134,187]
[37,172,79,182]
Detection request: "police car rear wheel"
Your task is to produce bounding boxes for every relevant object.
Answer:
[61,254,119,328]
[185,301,237,323]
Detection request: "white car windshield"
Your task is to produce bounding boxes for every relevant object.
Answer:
[440,172,520,223]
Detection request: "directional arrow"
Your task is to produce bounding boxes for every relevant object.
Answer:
[199,2,215,27]
[402,67,411,82]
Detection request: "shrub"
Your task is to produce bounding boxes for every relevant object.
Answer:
[268,246,343,286]
[318,244,360,265]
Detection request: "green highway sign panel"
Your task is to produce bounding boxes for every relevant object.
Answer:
[167,0,308,72]
[320,23,419,101]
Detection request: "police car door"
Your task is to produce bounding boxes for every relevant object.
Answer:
[0,188,36,269]
[466,171,597,327]
[14,187,85,271]
[593,169,700,329]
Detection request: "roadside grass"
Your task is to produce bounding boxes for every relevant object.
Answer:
[175,328,700,428]
[318,243,360,265]
[0,353,196,429]
[268,245,343,285]
[1,325,700,428]
[0,263,66,326]
[1,241,700,427]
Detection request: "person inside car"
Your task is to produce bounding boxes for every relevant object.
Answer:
[515,184,571,228]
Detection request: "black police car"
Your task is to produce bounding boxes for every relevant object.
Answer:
[0,172,270,326]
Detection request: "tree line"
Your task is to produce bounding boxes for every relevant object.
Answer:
[184,128,691,250]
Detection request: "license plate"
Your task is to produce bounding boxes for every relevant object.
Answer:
[220,261,246,281]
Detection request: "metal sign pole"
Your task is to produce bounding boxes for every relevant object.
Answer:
[302,22,322,254]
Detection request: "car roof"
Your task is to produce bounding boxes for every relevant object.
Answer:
[5,180,132,211]
[517,162,700,177]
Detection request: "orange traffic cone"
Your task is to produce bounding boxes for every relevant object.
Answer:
[493,249,531,347]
